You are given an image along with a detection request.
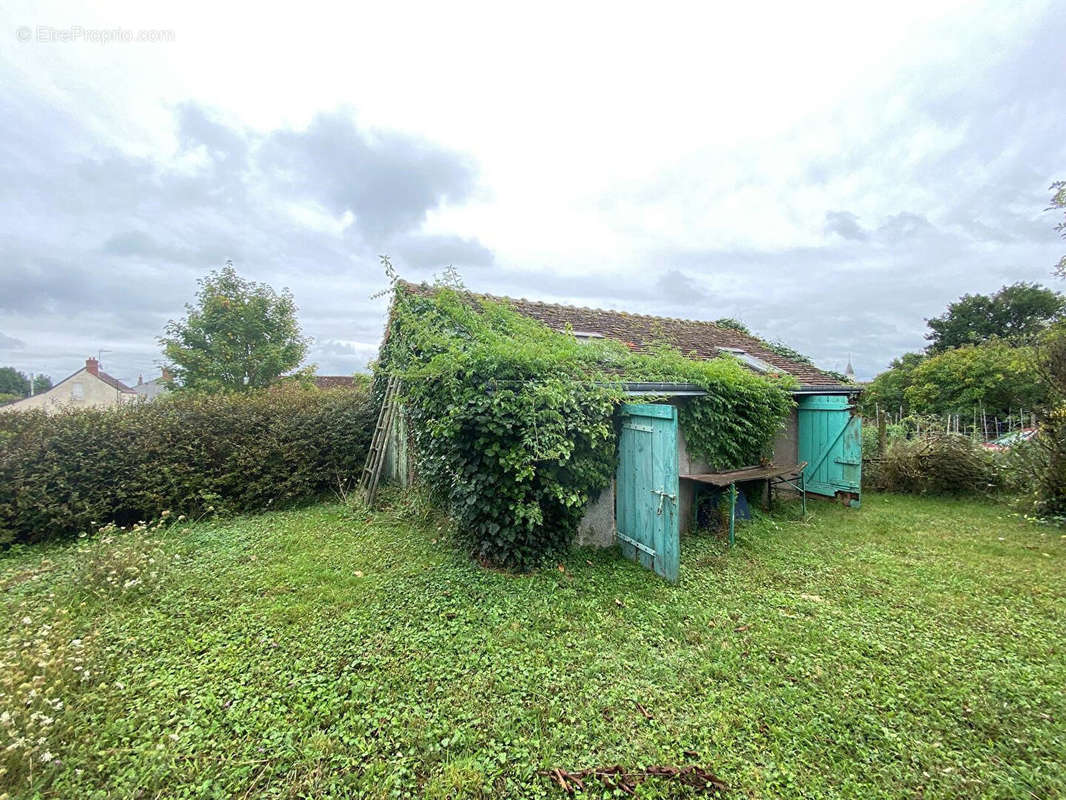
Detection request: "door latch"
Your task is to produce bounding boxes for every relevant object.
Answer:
[651,488,677,515]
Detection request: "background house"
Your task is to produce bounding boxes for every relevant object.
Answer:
[0,357,136,413]
[313,376,356,389]
[132,368,172,401]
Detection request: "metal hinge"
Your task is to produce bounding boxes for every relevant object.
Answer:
[617,532,656,557]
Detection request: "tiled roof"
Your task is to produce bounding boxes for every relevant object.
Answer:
[96,371,136,394]
[313,376,356,389]
[398,281,846,387]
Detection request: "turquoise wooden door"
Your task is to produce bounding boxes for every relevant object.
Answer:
[616,403,680,582]
[797,395,862,506]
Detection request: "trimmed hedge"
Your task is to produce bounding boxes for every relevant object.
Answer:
[0,385,374,545]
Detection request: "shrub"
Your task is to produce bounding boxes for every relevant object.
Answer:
[872,433,996,495]
[861,418,905,458]
[382,280,793,571]
[0,385,373,545]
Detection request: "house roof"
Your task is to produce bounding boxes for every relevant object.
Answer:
[48,365,135,395]
[397,281,848,388]
[313,376,357,389]
[92,370,136,394]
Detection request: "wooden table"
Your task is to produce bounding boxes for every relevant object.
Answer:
[681,462,807,546]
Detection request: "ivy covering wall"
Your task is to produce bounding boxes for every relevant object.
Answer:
[381,281,794,570]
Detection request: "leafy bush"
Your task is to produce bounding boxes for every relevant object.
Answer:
[870,433,996,495]
[0,385,373,545]
[994,436,1046,493]
[861,418,905,458]
[382,281,793,570]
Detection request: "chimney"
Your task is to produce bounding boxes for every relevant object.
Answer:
[138,374,144,385]
[86,357,99,376]
[161,367,172,382]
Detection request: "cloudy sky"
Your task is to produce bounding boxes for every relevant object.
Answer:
[2,0,1064,384]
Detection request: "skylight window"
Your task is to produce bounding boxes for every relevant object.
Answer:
[717,347,775,373]
[560,329,605,342]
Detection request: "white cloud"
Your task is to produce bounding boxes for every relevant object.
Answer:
[1,0,1064,382]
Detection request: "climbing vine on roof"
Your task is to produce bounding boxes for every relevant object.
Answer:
[379,272,794,570]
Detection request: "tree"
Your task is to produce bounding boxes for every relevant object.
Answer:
[1051,180,1066,276]
[160,263,309,392]
[903,341,1046,419]
[32,374,52,392]
[925,282,1065,353]
[0,367,30,397]
[860,352,925,416]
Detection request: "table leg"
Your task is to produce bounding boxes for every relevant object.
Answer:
[729,482,737,547]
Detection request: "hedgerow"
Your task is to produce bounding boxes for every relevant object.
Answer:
[0,385,373,545]
[380,279,794,570]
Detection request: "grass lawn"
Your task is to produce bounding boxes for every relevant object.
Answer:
[1,493,1064,799]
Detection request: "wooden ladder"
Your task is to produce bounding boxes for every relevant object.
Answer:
[358,375,400,508]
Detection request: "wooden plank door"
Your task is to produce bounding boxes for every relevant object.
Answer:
[797,394,862,505]
[616,403,680,582]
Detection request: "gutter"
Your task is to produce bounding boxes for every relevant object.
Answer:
[620,381,861,398]
[621,382,706,396]
[791,385,862,396]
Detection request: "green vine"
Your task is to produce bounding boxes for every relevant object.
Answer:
[380,278,794,570]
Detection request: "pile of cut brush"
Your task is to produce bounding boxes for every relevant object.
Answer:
[541,764,727,796]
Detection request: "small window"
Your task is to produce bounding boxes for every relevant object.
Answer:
[71,382,85,400]
[559,329,605,343]
[717,347,775,373]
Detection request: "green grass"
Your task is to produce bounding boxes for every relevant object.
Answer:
[1,493,1064,799]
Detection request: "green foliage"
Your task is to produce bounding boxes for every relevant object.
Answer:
[714,317,750,334]
[159,262,310,392]
[925,282,1065,353]
[864,342,1045,420]
[1019,322,1066,518]
[904,341,1046,418]
[870,433,996,495]
[0,366,30,397]
[759,339,850,384]
[0,385,373,545]
[33,373,53,392]
[0,392,20,405]
[644,345,795,470]
[0,495,1063,797]
[860,417,904,458]
[1050,180,1066,276]
[351,372,373,392]
[860,352,924,416]
[382,282,793,570]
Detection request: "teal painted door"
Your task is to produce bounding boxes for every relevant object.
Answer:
[797,395,862,505]
[616,403,680,582]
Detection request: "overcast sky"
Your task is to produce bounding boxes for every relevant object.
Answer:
[2,1,1064,384]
